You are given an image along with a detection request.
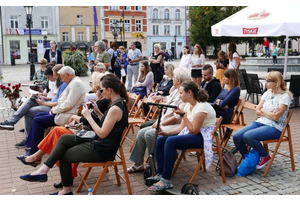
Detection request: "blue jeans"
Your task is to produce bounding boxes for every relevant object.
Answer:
[265,47,270,57]
[233,121,281,157]
[25,111,57,154]
[156,133,204,180]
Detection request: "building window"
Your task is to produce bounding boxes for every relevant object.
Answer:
[41,16,49,29]
[153,25,159,35]
[164,9,169,19]
[135,6,141,11]
[164,25,170,35]
[124,20,130,32]
[109,19,118,32]
[109,6,118,10]
[77,15,83,25]
[92,32,98,42]
[175,26,181,35]
[136,20,142,32]
[78,32,84,41]
[123,6,130,10]
[175,9,180,19]
[62,32,69,41]
[153,8,158,19]
[10,40,20,59]
[10,16,19,28]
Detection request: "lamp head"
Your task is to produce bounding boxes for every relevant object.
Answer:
[24,6,33,16]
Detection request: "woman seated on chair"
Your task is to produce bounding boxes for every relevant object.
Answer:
[129,61,154,109]
[127,67,191,173]
[213,69,240,125]
[147,81,216,192]
[233,71,292,169]
[19,74,129,195]
[18,73,110,187]
[149,63,175,97]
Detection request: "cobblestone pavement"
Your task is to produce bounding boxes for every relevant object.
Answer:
[0,61,300,195]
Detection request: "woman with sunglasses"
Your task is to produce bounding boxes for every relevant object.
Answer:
[233,71,292,170]
[20,74,128,195]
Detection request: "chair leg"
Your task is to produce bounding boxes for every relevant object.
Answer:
[190,153,205,183]
[129,137,137,153]
[76,167,92,193]
[287,127,295,171]
[113,165,121,186]
[172,151,185,178]
[92,164,110,194]
[120,147,133,195]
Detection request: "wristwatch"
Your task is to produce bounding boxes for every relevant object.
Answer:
[180,112,186,117]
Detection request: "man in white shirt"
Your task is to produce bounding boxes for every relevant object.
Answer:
[126,42,142,91]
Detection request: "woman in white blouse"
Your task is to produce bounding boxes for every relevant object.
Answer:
[180,46,192,70]
[191,44,205,87]
[228,42,240,72]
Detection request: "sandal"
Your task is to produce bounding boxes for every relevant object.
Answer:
[127,164,144,173]
[145,174,161,186]
[148,177,173,192]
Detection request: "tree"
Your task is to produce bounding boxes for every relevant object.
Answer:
[62,50,89,76]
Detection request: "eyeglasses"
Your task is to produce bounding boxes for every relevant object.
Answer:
[99,89,103,93]
[266,80,275,82]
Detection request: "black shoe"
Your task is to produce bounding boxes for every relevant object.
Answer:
[20,156,41,167]
[16,151,33,160]
[15,139,27,148]
[19,129,25,132]
[53,178,74,188]
[0,120,14,130]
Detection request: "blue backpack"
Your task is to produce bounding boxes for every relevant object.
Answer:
[237,149,260,176]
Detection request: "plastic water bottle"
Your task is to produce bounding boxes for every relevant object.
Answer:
[88,188,93,195]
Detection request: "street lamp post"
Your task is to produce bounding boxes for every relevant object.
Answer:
[174,35,177,59]
[110,20,122,43]
[43,35,47,52]
[24,6,35,81]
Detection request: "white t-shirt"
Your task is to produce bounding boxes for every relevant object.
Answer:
[180,54,192,70]
[191,54,205,70]
[47,80,58,99]
[184,101,216,128]
[256,90,291,131]
[127,48,142,65]
[228,52,239,69]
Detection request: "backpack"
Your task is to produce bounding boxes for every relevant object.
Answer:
[106,48,118,68]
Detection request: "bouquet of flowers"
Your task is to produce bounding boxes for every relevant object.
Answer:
[0,83,22,110]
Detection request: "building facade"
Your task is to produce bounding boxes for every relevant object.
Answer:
[58,6,101,58]
[101,6,148,57]
[147,6,186,59]
[1,6,59,65]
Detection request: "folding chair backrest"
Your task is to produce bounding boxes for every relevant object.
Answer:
[149,82,156,93]
[127,92,141,117]
[229,99,242,124]
[239,101,257,125]
[243,73,263,94]
[289,75,300,96]
[267,68,284,74]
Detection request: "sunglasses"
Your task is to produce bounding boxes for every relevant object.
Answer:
[266,80,275,82]
[99,89,103,93]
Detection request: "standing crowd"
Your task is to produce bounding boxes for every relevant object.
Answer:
[0,39,293,195]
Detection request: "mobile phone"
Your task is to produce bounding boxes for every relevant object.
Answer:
[85,102,93,109]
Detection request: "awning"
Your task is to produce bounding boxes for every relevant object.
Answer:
[76,42,88,49]
[61,42,71,49]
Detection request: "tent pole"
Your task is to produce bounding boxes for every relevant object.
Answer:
[284,35,289,77]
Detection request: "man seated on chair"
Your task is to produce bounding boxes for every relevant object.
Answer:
[17,66,86,158]
[200,64,222,103]
[0,64,67,148]
[127,67,191,173]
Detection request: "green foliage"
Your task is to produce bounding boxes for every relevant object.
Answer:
[62,50,89,76]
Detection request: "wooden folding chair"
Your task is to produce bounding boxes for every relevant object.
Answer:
[220,100,257,150]
[76,128,132,195]
[127,92,141,117]
[171,117,226,183]
[149,82,156,93]
[262,110,294,177]
[125,97,158,152]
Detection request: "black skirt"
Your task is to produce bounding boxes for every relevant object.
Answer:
[191,69,202,78]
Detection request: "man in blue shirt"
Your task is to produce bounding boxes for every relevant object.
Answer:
[0,65,67,148]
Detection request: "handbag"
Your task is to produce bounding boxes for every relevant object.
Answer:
[216,150,238,177]
[209,103,226,111]
[74,129,97,142]
[131,86,146,93]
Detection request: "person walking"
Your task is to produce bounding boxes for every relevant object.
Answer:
[169,49,173,61]
[190,44,205,87]
[126,42,142,91]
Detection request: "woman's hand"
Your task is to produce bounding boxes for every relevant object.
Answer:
[81,104,91,119]
[35,96,45,105]
[174,107,184,115]
[151,121,158,129]
[158,129,169,136]
[91,101,101,115]
[215,99,220,105]
[69,115,81,123]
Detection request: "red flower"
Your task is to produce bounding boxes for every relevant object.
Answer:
[6,87,10,90]
[18,83,21,87]
[8,83,11,87]
[12,85,15,89]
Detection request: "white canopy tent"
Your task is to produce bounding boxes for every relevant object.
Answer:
[211,6,300,76]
